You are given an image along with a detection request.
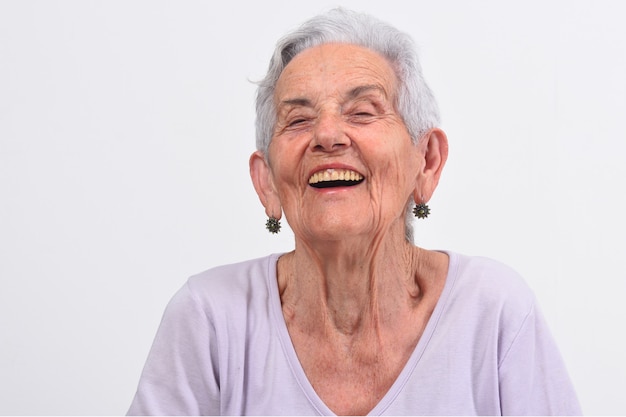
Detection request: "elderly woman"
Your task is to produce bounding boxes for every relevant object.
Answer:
[128,9,580,416]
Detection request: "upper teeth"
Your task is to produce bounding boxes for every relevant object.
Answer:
[308,169,363,184]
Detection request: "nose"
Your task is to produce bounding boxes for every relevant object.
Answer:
[309,111,351,152]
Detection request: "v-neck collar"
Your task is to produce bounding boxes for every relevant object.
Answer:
[266,251,460,416]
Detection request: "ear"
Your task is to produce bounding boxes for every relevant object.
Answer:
[249,150,282,219]
[414,128,449,203]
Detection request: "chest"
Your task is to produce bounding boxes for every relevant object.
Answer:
[228,324,501,416]
[289,329,421,415]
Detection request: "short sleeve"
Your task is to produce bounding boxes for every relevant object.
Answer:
[498,302,581,415]
[127,282,220,415]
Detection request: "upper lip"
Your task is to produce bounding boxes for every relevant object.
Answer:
[307,164,365,184]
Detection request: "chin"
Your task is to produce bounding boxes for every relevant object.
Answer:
[302,219,371,241]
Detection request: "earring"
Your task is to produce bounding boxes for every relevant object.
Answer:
[413,202,430,219]
[265,216,281,234]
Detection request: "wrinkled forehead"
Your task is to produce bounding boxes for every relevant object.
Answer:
[274,43,399,103]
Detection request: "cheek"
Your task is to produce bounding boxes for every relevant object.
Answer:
[370,140,417,178]
[378,149,420,201]
[268,147,304,196]
[269,132,306,161]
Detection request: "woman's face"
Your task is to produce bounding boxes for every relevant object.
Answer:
[263,43,424,243]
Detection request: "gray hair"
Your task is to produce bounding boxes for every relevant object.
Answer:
[255,8,441,242]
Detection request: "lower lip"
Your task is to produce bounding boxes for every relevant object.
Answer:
[309,183,363,193]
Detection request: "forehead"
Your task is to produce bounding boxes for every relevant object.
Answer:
[274,43,398,100]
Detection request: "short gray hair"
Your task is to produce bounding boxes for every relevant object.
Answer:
[255,8,441,242]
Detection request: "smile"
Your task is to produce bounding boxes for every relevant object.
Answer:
[308,168,364,188]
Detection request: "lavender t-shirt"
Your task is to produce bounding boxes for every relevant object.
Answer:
[128,252,581,415]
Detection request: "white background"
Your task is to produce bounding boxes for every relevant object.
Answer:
[1,0,625,414]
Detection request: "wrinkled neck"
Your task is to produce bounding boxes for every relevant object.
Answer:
[278,228,424,336]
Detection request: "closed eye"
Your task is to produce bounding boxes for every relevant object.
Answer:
[289,118,306,126]
[346,101,380,121]
[348,111,377,123]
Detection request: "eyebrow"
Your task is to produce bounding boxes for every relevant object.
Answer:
[345,84,388,101]
[277,84,389,110]
[279,97,313,108]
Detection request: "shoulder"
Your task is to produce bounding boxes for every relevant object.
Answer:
[160,254,280,325]
[189,254,277,290]
[440,252,537,342]
[181,254,280,309]
[153,254,282,351]
[447,252,534,308]
[438,252,542,361]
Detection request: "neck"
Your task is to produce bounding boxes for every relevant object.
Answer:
[278,227,426,337]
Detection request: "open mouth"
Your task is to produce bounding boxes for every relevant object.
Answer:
[308,169,364,189]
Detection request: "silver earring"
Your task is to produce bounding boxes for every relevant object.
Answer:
[265,217,281,234]
[413,203,430,219]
